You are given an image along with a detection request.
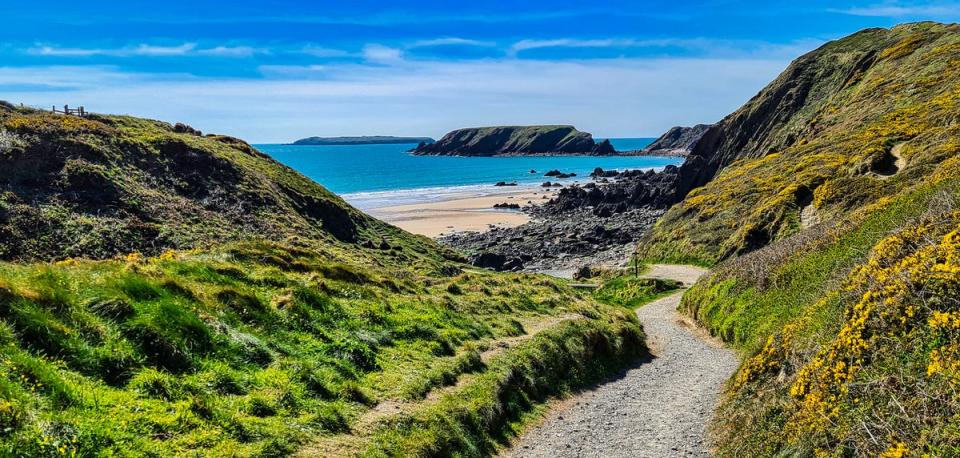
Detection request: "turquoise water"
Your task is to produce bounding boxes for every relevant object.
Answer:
[256,138,671,197]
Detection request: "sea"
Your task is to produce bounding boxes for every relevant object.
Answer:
[256,138,679,210]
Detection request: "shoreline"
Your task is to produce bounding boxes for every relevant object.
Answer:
[346,183,566,237]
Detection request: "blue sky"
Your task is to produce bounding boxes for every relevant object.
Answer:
[1,1,958,142]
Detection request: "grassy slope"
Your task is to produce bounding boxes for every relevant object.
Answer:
[639,22,960,265]
[0,107,647,456]
[0,104,444,262]
[634,22,960,456]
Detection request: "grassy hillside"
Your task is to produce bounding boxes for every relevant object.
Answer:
[633,22,960,456]
[639,22,960,264]
[0,106,647,456]
[0,102,443,262]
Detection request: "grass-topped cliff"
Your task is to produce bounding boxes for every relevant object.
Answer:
[634,22,960,456]
[411,125,615,156]
[0,105,646,456]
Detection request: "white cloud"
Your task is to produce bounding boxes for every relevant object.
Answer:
[196,46,263,57]
[831,2,960,17]
[27,43,264,58]
[0,55,791,143]
[508,37,824,59]
[511,38,649,53]
[362,44,404,63]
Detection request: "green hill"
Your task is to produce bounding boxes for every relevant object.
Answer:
[0,105,645,456]
[635,22,960,456]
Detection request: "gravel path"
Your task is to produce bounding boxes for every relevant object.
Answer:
[503,265,738,458]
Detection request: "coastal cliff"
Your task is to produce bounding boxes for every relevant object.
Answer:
[640,124,712,156]
[412,125,615,156]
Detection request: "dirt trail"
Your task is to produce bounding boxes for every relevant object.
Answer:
[502,265,738,457]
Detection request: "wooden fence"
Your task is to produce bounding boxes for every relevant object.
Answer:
[50,105,87,117]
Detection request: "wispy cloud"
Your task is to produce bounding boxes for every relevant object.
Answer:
[510,38,652,53]
[362,44,404,63]
[830,2,960,17]
[508,37,824,59]
[27,43,264,58]
[0,55,791,142]
[409,37,496,48]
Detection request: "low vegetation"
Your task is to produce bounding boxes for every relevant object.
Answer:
[0,102,649,456]
[0,240,646,456]
[593,275,682,309]
[632,22,960,456]
[639,22,960,265]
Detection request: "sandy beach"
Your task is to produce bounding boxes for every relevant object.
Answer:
[359,185,563,237]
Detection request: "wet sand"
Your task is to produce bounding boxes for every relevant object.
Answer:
[365,186,561,237]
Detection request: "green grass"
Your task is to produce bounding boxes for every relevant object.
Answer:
[629,22,960,457]
[593,275,682,309]
[681,179,956,353]
[361,316,645,456]
[638,22,960,265]
[0,241,645,457]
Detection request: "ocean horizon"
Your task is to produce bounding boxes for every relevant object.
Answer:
[256,138,679,207]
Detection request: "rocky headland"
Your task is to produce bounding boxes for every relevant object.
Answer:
[412,125,616,156]
[636,124,712,156]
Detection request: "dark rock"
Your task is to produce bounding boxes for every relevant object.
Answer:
[493,202,521,209]
[494,181,518,187]
[502,257,524,271]
[639,124,712,157]
[574,265,594,280]
[472,252,508,269]
[173,123,202,136]
[590,167,620,178]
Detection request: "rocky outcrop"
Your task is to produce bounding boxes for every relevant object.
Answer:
[412,125,616,156]
[547,166,682,214]
[640,124,712,156]
[442,206,664,273]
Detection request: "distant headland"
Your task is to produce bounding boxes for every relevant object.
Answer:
[411,125,616,156]
[291,135,435,146]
